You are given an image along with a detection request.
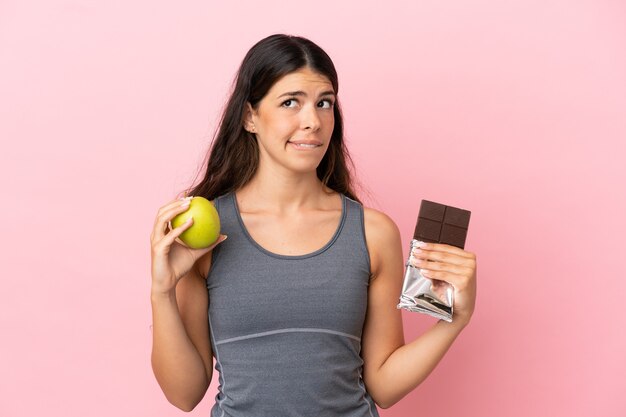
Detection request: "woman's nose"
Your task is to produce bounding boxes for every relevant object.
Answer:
[301,103,321,131]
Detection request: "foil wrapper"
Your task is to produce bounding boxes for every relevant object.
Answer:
[397,239,454,322]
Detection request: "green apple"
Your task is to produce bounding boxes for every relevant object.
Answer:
[171,196,221,249]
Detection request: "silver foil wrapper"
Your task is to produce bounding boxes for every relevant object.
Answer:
[397,239,454,322]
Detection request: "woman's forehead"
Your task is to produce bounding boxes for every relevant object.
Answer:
[269,68,334,95]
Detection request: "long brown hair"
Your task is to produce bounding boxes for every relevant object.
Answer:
[183,34,364,204]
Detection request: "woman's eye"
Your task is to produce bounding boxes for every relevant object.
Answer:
[318,99,334,109]
[282,99,297,108]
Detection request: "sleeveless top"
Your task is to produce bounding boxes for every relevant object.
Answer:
[206,191,380,417]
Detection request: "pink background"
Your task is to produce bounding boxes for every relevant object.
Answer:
[1,1,625,416]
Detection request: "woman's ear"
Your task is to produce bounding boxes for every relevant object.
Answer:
[243,102,257,133]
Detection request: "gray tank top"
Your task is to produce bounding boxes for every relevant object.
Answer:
[206,191,380,417]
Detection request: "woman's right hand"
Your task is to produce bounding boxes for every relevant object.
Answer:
[150,195,226,296]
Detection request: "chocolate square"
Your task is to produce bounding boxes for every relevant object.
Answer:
[413,200,471,249]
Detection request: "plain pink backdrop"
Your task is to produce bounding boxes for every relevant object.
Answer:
[1,1,625,416]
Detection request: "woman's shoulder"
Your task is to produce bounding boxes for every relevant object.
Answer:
[362,206,401,244]
[361,205,402,280]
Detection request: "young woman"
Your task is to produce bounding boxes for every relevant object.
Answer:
[150,34,477,416]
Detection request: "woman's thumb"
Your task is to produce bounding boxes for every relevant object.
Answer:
[206,234,227,251]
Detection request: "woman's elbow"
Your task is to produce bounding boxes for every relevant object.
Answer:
[165,381,210,412]
[168,395,202,412]
[370,392,394,410]
[376,399,393,410]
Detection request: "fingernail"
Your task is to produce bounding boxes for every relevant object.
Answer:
[415,241,427,248]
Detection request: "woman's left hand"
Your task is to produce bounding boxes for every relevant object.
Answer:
[410,242,477,326]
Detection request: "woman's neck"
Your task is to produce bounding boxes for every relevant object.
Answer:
[235,172,334,215]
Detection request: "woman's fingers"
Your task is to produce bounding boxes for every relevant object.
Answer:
[156,195,191,218]
[161,198,194,232]
[411,242,476,289]
[411,243,476,267]
[205,234,228,251]
[162,216,195,247]
[412,257,473,279]
[151,196,193,242]
[411,242,477,323]
[169,232,227,260]
[419,269,468,289]
[415,241,474,258]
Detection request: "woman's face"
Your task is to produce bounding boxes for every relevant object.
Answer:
[245,67,336,175]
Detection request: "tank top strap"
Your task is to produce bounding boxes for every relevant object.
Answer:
[335,194,372,275]
[213,190,238,231]
[208,191,239,270]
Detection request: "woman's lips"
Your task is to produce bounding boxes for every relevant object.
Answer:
[288,141,322,150]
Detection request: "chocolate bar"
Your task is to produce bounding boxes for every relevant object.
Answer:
[413,200,471,249]
[397,200,472,322]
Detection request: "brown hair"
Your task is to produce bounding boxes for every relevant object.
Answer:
[183,34,365,204]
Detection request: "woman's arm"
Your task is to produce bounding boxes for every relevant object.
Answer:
[360,208,477,409]
[149,197,224,411]
[151,258,214,412]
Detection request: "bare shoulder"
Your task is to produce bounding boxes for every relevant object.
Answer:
[363,207,402,250]
[362,207,402,280]
[195,251,213,280]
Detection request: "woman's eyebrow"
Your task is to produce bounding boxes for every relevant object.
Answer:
[277,90,336,99]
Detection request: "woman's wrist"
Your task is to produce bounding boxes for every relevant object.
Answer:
[151,287,176,303]
[438,314,471,332]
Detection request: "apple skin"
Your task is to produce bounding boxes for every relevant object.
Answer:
[171,196,221,249]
